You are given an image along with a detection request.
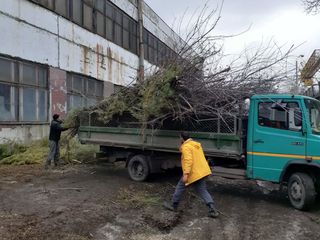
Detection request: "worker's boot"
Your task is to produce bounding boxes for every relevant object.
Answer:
[163,201,178,212]
[208,203,219,218]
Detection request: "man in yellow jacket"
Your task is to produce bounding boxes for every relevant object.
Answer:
[164,132,219,218]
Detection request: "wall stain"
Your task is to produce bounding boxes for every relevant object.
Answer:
[107,47,113,82]
[82,46,90,75]
[96,44,100,79]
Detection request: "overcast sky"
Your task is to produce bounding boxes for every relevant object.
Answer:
[144,0,320,62]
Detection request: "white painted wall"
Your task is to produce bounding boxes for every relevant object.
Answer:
[0,0,183,86]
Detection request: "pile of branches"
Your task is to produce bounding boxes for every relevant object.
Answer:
[67,4,296,132]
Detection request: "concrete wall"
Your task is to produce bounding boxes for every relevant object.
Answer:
[0,124,49,144]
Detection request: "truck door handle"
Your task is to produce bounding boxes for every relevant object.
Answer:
[254,139,264,144]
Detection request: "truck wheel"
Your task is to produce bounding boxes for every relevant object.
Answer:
[127,155,150,181]
[288,172,316,210]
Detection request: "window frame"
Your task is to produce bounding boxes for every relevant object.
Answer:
[0,56,49,123]
[66,73,104,111]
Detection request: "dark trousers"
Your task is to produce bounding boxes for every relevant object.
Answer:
[172,177,215,207]
[45,140,60,167]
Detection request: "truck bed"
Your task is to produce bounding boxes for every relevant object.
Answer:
[78,126,242,160]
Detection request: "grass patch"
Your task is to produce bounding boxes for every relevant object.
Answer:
[0,141,27,160]
[0,136,98,166]
[117,187,162,209]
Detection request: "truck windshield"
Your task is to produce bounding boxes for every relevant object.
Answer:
[304,99,320,135]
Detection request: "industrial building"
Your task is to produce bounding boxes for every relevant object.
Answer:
[0,0,182,143]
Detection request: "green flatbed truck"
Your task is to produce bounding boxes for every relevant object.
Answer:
[78,94,320,210]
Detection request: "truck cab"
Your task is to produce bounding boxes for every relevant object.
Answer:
[246,94,320,209]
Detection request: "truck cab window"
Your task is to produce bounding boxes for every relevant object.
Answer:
[304,99,320,134]
[258,102,302,131]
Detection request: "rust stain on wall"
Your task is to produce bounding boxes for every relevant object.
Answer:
[96,44,100,79]
[95,44,106,80]
[107,47,113,82]
[119,57,124,85]
[82,46,89,75]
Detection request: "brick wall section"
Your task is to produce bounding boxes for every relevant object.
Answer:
[49,67,67,118]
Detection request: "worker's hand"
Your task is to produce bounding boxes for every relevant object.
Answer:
[182,174,188,184]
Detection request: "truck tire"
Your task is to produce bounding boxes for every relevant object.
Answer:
[127,155,150,181]
[288,172,316,210]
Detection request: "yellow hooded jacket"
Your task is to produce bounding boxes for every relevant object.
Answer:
[180,138,212,186]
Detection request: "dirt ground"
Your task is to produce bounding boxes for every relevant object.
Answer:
[0,162,320,240]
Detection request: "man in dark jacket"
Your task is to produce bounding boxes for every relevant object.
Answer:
[45,114,68,169]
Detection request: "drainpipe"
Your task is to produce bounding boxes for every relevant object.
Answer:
[137,0,144,82]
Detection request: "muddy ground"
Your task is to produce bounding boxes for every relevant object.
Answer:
[0,162,320,240]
